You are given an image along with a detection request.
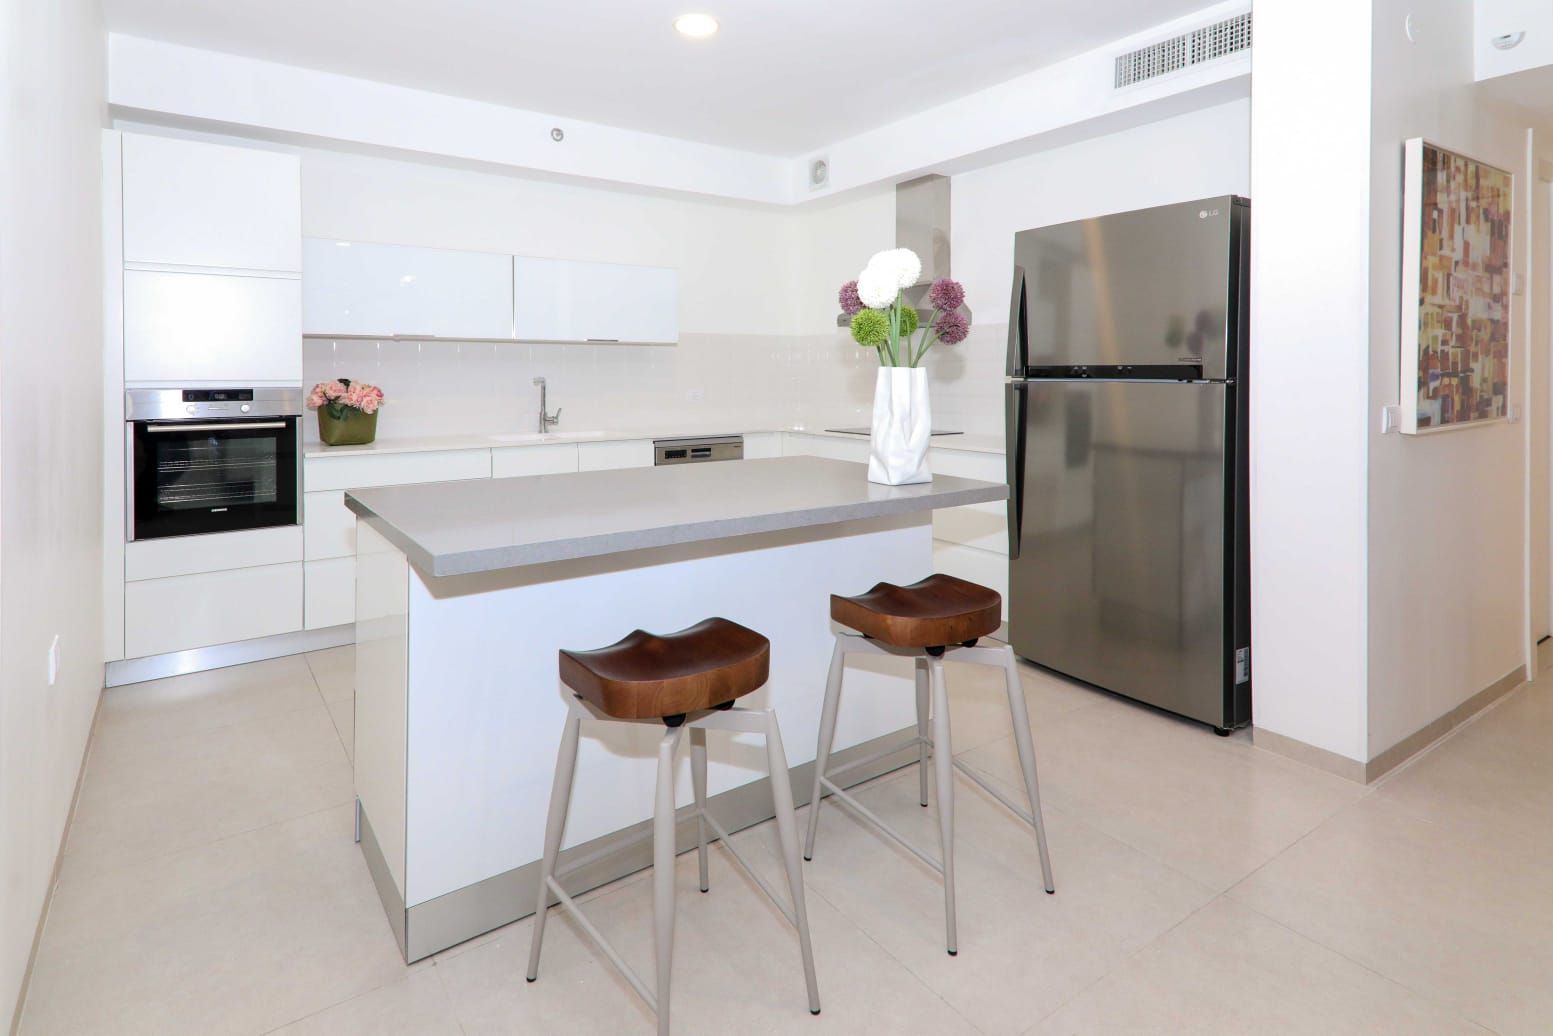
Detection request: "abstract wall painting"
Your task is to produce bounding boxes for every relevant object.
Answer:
[1400,138,1514,435]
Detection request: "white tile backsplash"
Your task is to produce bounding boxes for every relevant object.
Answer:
[301,325,1007,442]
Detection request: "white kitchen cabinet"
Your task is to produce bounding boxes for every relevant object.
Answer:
[577,439,654,472]
[930,447,1009,556]
[304,448,491,492]
[304,491,356,560]
[742,432,782,459]
[932,541,1009,621]
[124,270,302,383]
[782,432,870,464]
[513,257,677,343]
[124,562,303,658]
[126,526,303,582]
[302,239,514,340]
[121,133,300,273]
[491,444,579,478]
[305,556,356,630]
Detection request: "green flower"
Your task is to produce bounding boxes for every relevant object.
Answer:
[850,308,889,347]
[897,304,919,336]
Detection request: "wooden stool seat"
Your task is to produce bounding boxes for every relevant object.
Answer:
[559,618,770,720]
[830,574,1001,648]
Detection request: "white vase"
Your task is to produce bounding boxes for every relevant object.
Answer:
[868,367,932,485]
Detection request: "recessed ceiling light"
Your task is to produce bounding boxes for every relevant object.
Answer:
[674,13,718,39]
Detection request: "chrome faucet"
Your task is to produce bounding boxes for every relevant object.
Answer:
[533,377,561,432]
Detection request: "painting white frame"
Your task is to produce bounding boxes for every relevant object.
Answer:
[1399,137,1515,435]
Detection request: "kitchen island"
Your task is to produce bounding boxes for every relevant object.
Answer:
[345,456,1006,961]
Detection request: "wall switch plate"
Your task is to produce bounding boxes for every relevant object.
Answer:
[47,634,60,686]
[685,387,704,403]
[1509,403,1522,423]
[1380,404,1403,433]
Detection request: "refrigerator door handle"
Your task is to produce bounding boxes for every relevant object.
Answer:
[1006,264,1027,375]
[1006,380,1027,560]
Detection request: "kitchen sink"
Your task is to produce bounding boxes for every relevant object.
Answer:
[488,430,609,443]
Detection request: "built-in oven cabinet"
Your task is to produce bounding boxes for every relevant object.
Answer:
[301,239,515,340]
[121,133,301,274]
[124,562,304,659]
[124,270,302,383]
[125,527,303,582]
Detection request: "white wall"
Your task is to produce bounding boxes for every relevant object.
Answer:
[1366,0,1550,757]
[0,0,105,1026]
[1248,0,1375,763]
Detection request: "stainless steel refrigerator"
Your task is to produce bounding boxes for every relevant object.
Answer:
[1004,196,1251,734]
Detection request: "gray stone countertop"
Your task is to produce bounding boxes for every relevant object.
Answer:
[345,455,1007,578]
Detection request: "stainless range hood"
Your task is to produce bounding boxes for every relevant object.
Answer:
[837,173,969,326]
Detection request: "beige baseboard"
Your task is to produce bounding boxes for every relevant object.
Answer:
[9,691,103,1036]
[1252,665,1526,785]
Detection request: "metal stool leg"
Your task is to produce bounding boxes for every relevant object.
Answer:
[1000,646,1055,893]
[690,726,710,893]
[915,657,931,807]
[764,709,822,1015]
[929,655,958,955]
[804,636,845,860]
[526,711,582,982]
[652,728,683,1036]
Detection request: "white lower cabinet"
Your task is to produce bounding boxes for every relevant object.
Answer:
[125,526,303,581]
[304,448,491,492]
[491,444,578,478]
[304,491,355,560]
[577,439,654,472]
[783,432,870,463]
[742,432,782,459]
[305,556,356,630]
[124,562,303,659]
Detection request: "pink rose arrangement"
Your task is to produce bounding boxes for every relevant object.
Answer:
[307,378,384,417]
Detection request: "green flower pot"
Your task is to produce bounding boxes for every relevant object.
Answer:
[317,406,378,446]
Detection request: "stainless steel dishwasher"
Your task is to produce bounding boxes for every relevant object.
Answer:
[653,435,744,465]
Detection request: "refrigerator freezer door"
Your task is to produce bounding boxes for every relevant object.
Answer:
[1008,380,1231,726]
[1009,197,1240,380]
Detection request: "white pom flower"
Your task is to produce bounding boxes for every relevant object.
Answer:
[864,248,922,291]
[856,267,898,309]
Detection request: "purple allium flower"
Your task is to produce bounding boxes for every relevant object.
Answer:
[933,310,970,345]
[927,277,965,313]
[838,280,864,316]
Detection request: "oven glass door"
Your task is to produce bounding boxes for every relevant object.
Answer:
[131,417,299,540]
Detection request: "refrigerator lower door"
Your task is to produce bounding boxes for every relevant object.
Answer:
[1009,379,1231,727]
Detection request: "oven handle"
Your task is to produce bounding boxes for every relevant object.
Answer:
[144,421,287,433]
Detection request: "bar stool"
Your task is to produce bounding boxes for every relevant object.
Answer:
[525,617,821,1033]
[804,574,1055,956]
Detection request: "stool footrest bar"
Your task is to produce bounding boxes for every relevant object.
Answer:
[545,876,657,1012]
[953,759,1036,828]
[817,777,943,875]
[702,812,798,928]
[824,737,929,782]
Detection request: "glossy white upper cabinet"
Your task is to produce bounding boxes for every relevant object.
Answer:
[121,134,301,273]
[302,239,515,340]
[124,270,303,383]
[513,257,677,344]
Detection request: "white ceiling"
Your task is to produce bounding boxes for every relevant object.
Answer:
[104,0,1215,156]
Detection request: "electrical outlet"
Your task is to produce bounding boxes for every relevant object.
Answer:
[1380,404,1403,433]
[47,634,60,687]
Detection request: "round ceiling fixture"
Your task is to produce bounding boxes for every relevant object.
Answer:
[674,13,719,39]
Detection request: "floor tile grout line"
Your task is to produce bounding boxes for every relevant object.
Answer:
[1223,894,1505,1034]
[56,799,354,891]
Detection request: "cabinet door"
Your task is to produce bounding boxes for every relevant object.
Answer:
[513,257,677,343]
[122,133,301,272]
[304,449,491,492]
[124,562,303,658]
[302,239,514,339]
[577,439,654,471]
[305,556,356,630]
[304,490,356,560]
[491,444,578,478]
[124,270,302,383]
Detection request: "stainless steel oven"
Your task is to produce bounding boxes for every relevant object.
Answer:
[126,387,302,542]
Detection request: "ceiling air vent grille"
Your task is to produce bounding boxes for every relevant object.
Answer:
[1114,11,1251,88]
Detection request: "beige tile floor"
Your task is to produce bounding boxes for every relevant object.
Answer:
[17,646,1551,1034]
